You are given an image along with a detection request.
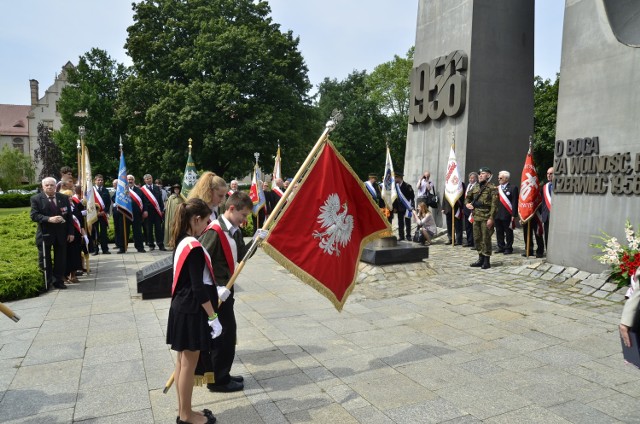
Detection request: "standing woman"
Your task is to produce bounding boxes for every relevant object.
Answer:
[61,186,85,283]
[164,184,185,248]
[187,172,228,221]
[167,198,221,424]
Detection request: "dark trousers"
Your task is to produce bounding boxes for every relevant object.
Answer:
[210,297,237,385]
[37,234,67,289]
[524,221,545,255]
[494,218,514,251]
[396,211,411,240]
[464,214,474,245]
[145,214,164,248]
[251,209,266,235]
[127,217,145,251]
[113,210,123,249]
[444,212,463,244]
[94,217,109,253]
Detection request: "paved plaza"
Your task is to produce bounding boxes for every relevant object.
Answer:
[1,231,639,423]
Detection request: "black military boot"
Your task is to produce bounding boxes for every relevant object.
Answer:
[481,256,491,269]
[470,254,484,267]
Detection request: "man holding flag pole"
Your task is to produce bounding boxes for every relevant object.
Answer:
[249,154,266,234]
[115,137,133,253]
[518,138,544,258]
[443,139,464,247]
[380,144,397,225]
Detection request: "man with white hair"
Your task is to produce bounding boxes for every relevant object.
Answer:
[494,170,519,254]
[30,177,75,290]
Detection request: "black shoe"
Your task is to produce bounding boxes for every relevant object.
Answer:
[176,410,216,424]
[230,375,244,383]
[536,253,544,258]
[470,255,484,267]
[504,250,513,255]
[468,244,475,249]
[398,237,405,241]
[521,252,533,257]
[92,251,99,256]
[495,249,505,254]
[117,250,125,254]
[159,246,167,251]
[481,256,491,269]
[137,249,146,253]
[103,251,111,255]
[53,282,68,290]
[148,246,155,251]
[207,380,244,392]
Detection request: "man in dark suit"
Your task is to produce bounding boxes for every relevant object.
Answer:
[141,173,166,251]
[364,173,385,208]
[92,174,111,255]
[463,172,478,247]
[392,171,415,241]
[30,177,75,290]
[494,170,519,254]
[127,175,147,252]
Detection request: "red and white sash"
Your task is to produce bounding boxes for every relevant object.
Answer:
[72,215,82,234]
[498,185,516,228]
[543,182,552,211]
[204,221,236,274]
[272,186,284,198]
[93,187,109,224]
[71,195,81,205]
[227,190,234,197]
[172,237,215,295]
[129,189,143,212]
[141,186,163,217]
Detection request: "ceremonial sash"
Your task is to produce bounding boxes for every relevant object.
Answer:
[543,182,552,211]
[468,213,474,223]
[466,184,475,223]
[227,190,234,197]
[72,215,82,234]
[205,221,236,275]
[365,181,377,198]
[172,237,214,295]
[141,186,163,217]
[93,187,109,224]
[71,195,81,205]
[498,185,513,215]
[129,189,143,212]
[455,206,463,220]
[272,187,284,198]
[396,183,413,218]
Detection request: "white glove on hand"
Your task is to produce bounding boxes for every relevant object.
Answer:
[208,317,222,339]
[217,286,231,302]
[81,210,87,216]
[253,228,269,241]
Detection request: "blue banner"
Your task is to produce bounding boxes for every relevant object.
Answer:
[115,151,133,221]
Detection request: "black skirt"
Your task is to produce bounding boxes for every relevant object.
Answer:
[166,306,211,352]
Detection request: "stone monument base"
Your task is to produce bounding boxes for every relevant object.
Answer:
[136,256,172,299]
[361,236,429,265]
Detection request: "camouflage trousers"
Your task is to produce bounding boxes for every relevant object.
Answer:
[473,219,495,257]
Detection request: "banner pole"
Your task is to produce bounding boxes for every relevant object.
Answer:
[526,221,531,257]
[163,110,343,394]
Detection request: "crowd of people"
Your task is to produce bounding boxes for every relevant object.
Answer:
[364,166,554,270]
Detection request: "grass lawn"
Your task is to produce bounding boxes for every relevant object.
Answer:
[0,207,30,217]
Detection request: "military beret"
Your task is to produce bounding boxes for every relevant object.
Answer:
[478,167,492,174]
[395,171,404,177]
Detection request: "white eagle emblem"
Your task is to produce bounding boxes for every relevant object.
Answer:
[312,193,354,256]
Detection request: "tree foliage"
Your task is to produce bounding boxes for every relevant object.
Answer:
[56,48,130,179]
[119,0,315,181]
[533,74,559,177]
[0,146,35,188]
[34,123,62,181]
[366,47,413,118]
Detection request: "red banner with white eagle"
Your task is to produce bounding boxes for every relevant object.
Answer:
[517,145,542,223]
[261,140,390,310]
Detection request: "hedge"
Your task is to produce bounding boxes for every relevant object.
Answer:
[0,211,42,301]
[0,193,32,208]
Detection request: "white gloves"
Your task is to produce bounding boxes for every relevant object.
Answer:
[81,210,87,216]
[83,235,90,246]
[208,317,222,339]
[217,286,231,302]
[253,228,269,241]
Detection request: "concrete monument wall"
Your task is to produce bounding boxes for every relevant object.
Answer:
[405,0,533,222]
[550,0,640,272]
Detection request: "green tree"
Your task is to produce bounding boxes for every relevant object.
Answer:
[0,146,35,188]
[316,71,399,179]
[119,0,315,181]
[56,48,130,178]
[34,123,62,181]
[533,74,559,177]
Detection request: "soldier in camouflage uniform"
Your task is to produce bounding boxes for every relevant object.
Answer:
[465,167,498,269]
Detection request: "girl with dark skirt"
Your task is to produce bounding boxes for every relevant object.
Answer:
[167,198,221,424]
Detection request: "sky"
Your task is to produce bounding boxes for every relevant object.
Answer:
[0,0,564,106]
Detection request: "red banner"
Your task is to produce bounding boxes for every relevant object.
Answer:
[262,141,389,310]
[518,147,542,223]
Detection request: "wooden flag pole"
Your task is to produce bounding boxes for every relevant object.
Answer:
[163,110,343,394]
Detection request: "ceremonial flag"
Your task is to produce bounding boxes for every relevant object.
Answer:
[381,145,397,209]
[181,148,198,198]
[262,140,390,311]
[249,165,266,215]
[82,145,97,231]
[115,151,133,221]
[271,145,282,194]
[444,145,463,207]
[518,144,542,223]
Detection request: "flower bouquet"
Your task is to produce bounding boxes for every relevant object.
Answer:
[591,220,640,290]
